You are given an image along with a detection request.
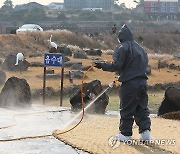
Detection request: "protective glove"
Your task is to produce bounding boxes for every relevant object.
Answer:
[94,61,103,69]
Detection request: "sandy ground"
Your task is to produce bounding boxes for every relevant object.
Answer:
[54,114,180,154]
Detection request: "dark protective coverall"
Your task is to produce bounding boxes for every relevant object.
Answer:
[100,25,151,136]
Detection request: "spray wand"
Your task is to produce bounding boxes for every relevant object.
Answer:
[0,65,119,142]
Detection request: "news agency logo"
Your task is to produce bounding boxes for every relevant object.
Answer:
[108,136,176,149]
[108,136,120,149]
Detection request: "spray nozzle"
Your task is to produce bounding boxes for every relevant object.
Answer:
[109,81,116,88]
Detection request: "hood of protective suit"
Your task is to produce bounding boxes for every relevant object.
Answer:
[118,24,133,43]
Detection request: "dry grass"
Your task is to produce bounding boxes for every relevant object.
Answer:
[135,32,180,54]
[0,31,179,59]
[1,54,179,91]
[0,30,108,58]
[0,34,46,57]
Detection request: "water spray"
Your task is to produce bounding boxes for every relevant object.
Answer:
[0,65,117,141]
[62,86,111,129]
[54,65,117,135]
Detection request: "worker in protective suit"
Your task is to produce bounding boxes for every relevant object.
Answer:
[95,24,153,142]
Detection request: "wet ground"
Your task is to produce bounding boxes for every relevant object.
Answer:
[0,105,157,154]
[0,105,87,154]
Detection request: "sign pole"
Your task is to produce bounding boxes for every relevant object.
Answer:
[44,53,64,106]
[60,56,64,107]
[43,66,46,105]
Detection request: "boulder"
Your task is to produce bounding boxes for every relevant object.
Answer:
[64,61,82,68]
[159,60,168,69]
[64,56,70,63]
[89,57,101,61]
[46,69,55,74]
[0,69,6,85]
[82,66,94,71]
[158,87,180,117]
[73,52,88,59]
[160,111,180,120]
[85,49,102,56]
[169,63,180,71]
[2,54,30,71]
[0,77,31,108]
[70,80,109,114]
[57,44,72,56]
[37,74,60,79]
[64,71,84,79]
[49,47,58,53]
[70,63,83,70]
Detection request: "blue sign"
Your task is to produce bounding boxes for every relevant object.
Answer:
[44,53,63,67]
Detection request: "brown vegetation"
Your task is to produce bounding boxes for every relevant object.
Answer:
[0,30,117,58]
[134,32,180,54]
[0,30,179,59]
[1,54,179,92]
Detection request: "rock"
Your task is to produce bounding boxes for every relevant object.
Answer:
[2,54,30,71]
[73,52,87,59]
[160,111,180,120]
[70,63,83,70]
[82,66,94,71]
[0,77,31,108]
[158,87,180,117]
[173,53,180,59]
[46,69,54,74]
[64,61,82,68]
[146,65,151,75]
[64,57,70,62]
[49,47,58,53]
[148,81,180,91]
[37,74,60,79]
[169,63,180,71]
[57,44,72,56]
[165,87,180,106]
[159,60,168,68]
[46,74,61,79]
[85,49,102,56]
[0,69,6,85]
[70,80,109,114]
[89,57,101,61]
[64,71,84,79]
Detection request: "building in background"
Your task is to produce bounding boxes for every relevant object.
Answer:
[144,0,179,20]
[64,0,114,10]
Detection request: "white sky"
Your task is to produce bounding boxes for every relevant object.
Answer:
[0,0,137,8]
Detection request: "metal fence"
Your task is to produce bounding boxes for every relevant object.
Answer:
[0,25,179,35]
[0,27,18,34]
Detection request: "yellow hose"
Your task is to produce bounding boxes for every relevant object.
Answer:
[54,65,96,135]
[0,65,95,142]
